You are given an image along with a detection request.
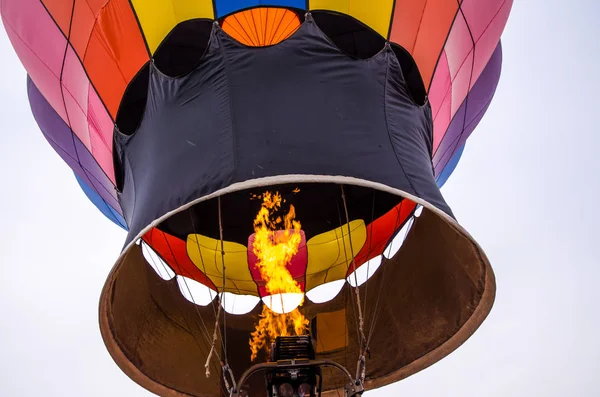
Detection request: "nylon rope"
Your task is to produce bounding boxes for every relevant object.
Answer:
[205,196,233,387]
[360,192,377,333]
[337,202,362,348]
[367,209,414,347]
[218,196,229,361]
[158,233,220,353]
[189,212,227,350]
[151,234,229,397]
[340,185,367,348]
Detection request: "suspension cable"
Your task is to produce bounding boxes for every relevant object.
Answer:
[337,202,362,349]
[205,196,234,392]
[361,192,376,328]
[340,185,368,384]
[204,287,223,377]
[189,211,224,328]
[188,210,230,370]
[218,196,229,360]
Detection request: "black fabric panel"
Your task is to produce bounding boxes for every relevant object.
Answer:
[115,64,150,137]
[311,11,385,59]
[152,19,213,78]
[384,52,449,211]
[391,44,427,106]
[310,11,426,104]
[115,18,452,247]
[114,36,235,240]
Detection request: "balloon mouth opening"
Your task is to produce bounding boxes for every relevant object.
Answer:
[134,181,419,311]
[100,179,496,397]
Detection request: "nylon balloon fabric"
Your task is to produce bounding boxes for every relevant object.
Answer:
[1,1,513,396]
[2,0,512,227]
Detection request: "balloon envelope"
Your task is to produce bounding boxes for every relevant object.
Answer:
[1,1,513,395]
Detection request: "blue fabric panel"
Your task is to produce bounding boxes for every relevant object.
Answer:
[75,173,128,230]
[215,0,306,17]
[437,143,465,188]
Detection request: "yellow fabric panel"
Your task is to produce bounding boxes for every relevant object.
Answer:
[187,234,258,296]
[305,220,367,290]
[131,0,214,54]
[309,0,394,38]
[315,309,349,353]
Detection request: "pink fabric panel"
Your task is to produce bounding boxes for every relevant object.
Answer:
[431,0,512,135]
[88,135,114,185]
[467,0,513,86]
[3,1,117,183]
[428,0,512,153]
[433,97,452,153]
[429,52,451,152]
[88,89,116,184]
[62,47,92,148]
[429,52,450,119]
[1,0,67,121]
[451,50,474,116]
[441,11,475,118]
[62,45,115,184]
[444,13,473,79]
[247,230,308,297]
[461,0,510,42]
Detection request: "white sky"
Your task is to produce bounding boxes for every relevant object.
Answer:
[1,1,599,396]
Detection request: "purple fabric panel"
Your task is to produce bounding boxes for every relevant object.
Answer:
[44,127,99,196]
[73,137,120,211]
[433,42,503,174]
[464,43,503,125]
[27,76,121,214]
[434,103,491,174]
[27,75,77,159]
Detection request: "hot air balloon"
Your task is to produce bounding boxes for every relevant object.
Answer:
[1,0,512,396]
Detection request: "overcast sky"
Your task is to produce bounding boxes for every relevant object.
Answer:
[1,1,599,396]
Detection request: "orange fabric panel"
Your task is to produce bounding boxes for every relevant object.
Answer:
[40,0,75,35]
[40,1,117,59]
[389,0,426,51]
[142,228,216,290]
[69,0,102,58]
[349,199,417,275]
[390,0,459,90]
[83,0,149,117]
[222,8,301,47]
[314,308,349,353]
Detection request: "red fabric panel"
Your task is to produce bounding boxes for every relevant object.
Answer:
[348,199,417,276]
[247,230,307,297]
[390,0,459,90]
[40,0,75,36]
[70,0,102,57]
[142,228,216,290]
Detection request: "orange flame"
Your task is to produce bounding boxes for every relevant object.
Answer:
[249,191,309,361]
